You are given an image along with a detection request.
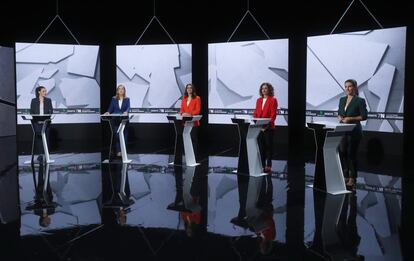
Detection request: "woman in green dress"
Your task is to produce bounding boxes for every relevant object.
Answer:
[337,79,368,187]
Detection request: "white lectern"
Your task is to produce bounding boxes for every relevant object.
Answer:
[22,115,54,164]
[167,114,202,167]
[232,117,270,177]
[307,121,356,195]
[101,114,133,164]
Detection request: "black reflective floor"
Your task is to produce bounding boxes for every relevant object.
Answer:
[0,136,410,260]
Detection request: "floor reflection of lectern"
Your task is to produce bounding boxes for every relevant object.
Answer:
[167,114,202,167]
[167,165,201,213]
[310,191,359,260]
[101,114,133,164]
[307,121,355,195]
[22,115,54,164]
[232,117,270,177]
[104,163,134,208]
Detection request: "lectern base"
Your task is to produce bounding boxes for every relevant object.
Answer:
[102,159,133,164]
[168,161,200,167]
[24,159,55,164]
[307,184,352,195]
[327,190,352,195]
[233,170,268,177]
[187,162,200,167]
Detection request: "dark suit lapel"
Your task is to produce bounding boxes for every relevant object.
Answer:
[346,96,357,114]
[34,99,40,114]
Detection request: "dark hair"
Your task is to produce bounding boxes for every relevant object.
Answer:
[184,84,197,98]
[259,82,274,97]
[35,86,46,98]
[344,79,359,96]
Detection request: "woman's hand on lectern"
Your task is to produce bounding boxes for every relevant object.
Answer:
[104,112,110,116]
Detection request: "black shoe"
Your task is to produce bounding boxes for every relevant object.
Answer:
[230,216,249,228]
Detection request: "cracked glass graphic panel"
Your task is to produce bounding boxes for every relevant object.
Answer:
[15,43,101,124]
[208,39,289,125]
[306,27,406,133]
[116,44,192,123]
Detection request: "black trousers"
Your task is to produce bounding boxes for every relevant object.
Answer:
[339,133,361,179]
[258,128,274,168]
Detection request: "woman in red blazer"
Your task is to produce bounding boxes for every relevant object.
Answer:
[180,84,201,126]
[180,84,201,159]
[253,82,278,173]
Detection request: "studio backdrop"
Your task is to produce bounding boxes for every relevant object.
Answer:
[306,26,406,133]
[116,43,192,123]
[16,42,101,124]
[208,39,289,125]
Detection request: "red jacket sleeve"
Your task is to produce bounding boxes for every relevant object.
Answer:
[191,96,201,115]
[180,96,186,114]
[270,97,277,123]
[253,98,261,118]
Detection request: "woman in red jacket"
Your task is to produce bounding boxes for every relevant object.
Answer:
[253,82,278,173]
[180,84,201,157]
[180,84,201,125]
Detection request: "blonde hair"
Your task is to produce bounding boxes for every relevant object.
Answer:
[115,85,127,100]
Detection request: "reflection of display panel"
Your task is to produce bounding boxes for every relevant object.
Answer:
[16,43,101,124]
[208,39,289,125]
[208,156,287,241]
[0,46,16,104]
[18,153,102,236]
[116,44,192,123]
[0,46,16,137]
[306,27,406,133]
[304,175,402,261]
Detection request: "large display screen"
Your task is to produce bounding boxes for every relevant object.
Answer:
[208,39,289,125]
[16,43,101,124]
[306,26,406,133]
[116,44,192,123]
[0,46,16,136]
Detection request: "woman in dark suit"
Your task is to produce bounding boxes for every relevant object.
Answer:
[104,85,130,157]
[30,86,53,160]
[253,83,278,173]
[337,79,368,187]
